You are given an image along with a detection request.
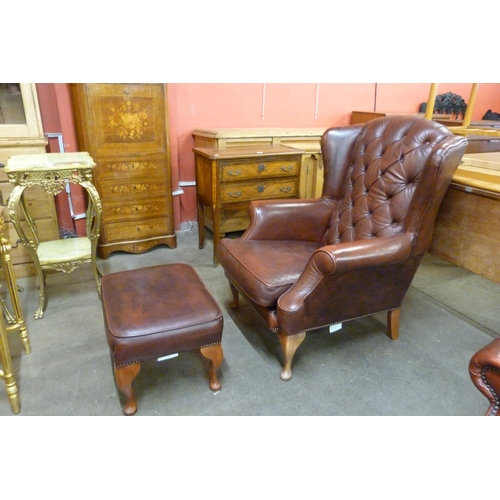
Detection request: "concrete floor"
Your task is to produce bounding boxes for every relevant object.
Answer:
[1,226,497,416]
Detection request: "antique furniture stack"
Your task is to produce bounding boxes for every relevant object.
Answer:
[193,128,329,266]
[426,84,500,283]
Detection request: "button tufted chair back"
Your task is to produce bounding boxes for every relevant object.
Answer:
[322,116,460,246]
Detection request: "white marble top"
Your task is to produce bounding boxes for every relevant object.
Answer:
[37,237,91,264]
[5,152,95,172]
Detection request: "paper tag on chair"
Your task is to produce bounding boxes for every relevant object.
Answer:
[157,353,179,362]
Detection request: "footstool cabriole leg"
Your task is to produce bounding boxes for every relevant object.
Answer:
[200,343,223,391]
[114,362,141,416]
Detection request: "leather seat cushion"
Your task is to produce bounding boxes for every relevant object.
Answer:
[219,238,322,308]
[101,263,223,366]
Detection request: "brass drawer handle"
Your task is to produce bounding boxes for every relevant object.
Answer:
[228,191,242,198]
[279,186,292,193]
[280,165,294,172]
[227,169,242,176]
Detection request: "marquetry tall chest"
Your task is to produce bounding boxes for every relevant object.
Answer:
[70,83,176,259]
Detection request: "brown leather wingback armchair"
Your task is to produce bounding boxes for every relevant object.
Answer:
[219,116,468,380]
[469,338,500,416]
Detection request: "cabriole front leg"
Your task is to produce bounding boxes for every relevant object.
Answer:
[114,362,141,416]
[278,331,306,381]
[200,343,223,391]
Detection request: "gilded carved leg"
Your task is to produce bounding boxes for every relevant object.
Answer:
[229,282,239,309]
[34,267,47,320]
[0,231,31,353]
[278,331,306,381]
[82,180,102,298]
[92,261,102,298]
[387,309,400,340]
[5,277,30,354]
[114,362,141,416]
[0,320,20,414]
[18,325,30,355]
[200,343,223,391]
[1,298,15,323]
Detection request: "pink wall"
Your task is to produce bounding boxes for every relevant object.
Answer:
[168,82,500,227]
[41,83,500,230]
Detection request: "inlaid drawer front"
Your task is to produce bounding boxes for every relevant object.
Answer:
[98,178,167,200]
[220,158,300,182]
[220,179,298,204]
[103,217,171,242]
[96,157,167,181]
[102,198,169,222]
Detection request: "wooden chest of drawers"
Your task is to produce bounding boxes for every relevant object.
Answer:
[193,127,326,199]
[194,145,304,265]
[70,83,176,259]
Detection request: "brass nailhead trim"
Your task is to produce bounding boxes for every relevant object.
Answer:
[116,360,141,368]
[115,342,222,367]
[481,365,500,416]
[201,342,221,348]
[272,308,398,334]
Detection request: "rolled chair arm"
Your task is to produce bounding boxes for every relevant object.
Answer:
[277,233,415,334]
[312,233,414,274]
[243,198,336,242]
[469,337,500,416]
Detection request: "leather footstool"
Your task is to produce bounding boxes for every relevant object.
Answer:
[101,263,224,415]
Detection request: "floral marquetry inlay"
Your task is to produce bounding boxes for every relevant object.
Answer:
[107,161,158,173]
[109,101,149,139]
[109,183,160,194]
[112,204,160,215]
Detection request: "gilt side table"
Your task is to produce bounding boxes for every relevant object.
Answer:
[4,152,102,319]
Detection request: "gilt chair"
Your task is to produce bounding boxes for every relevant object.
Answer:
[218,115,468,380]
[469,337,500,416]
